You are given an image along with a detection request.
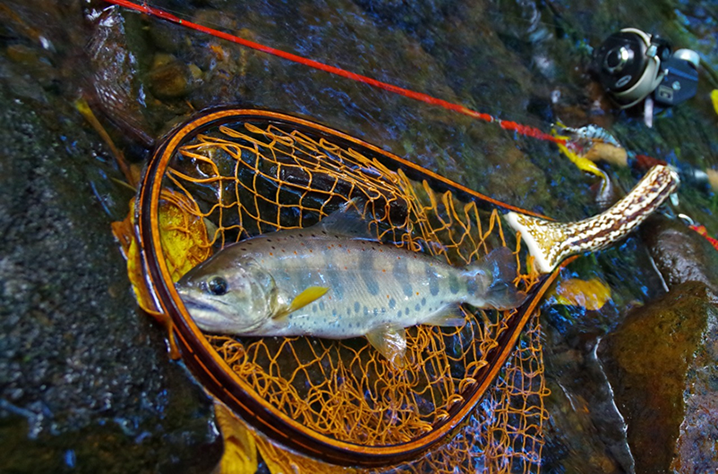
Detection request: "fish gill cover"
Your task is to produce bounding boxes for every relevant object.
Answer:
[133,109,557,471]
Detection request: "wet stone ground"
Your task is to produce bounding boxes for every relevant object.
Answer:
[0,0,717,473]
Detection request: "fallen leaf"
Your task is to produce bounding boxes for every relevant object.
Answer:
[548,277,612,311]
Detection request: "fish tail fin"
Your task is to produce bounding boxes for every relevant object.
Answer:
[470,247,527,310]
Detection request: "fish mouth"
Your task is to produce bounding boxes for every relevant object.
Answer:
[180,298,218,313]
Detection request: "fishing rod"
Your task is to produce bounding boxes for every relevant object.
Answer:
[103,0,566,146]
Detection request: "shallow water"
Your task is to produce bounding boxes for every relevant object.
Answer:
[1,0,717,472]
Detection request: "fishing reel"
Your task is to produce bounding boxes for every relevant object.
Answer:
[592,28,699,111]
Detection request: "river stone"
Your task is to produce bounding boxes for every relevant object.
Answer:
[598,281,718,473]
[640,215,718,293]
[0,76,221,472]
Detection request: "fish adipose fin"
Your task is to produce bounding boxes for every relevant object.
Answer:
[366,323,406,368]
[317,199,375,240]
[473,247,528,310]
[276,286,329,318]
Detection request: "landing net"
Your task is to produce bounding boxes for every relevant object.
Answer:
[148,110,548,470]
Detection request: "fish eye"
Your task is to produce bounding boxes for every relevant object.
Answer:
[207,276,228,296]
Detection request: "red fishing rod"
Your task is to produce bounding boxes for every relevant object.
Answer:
[103,0,566,145]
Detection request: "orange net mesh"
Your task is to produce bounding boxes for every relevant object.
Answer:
[384,310,548,473]
[157,116,545,469]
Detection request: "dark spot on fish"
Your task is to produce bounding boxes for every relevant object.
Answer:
[426,263,440,296]
[397,310,402,318]
[395,258,413,297]
[298,233,304,237]
[271,246,276,250]
[373,308,379,315]
[448,273,461,295]
[364,305,369,314]
[405,307,410,315]
[319,301,325,311]
[466,277,479,296]
[241,247,248,251]
[347,308,351,316]
[421,297,426,306]
[389,298,396,309]
[312,305,317,313]
[360,247,380,295]
[311,233,316,238]
[266,239,272,242]
[354,302,360,313]
[414,304,421,312]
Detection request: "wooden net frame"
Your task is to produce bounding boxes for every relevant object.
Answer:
[136,109,559,469]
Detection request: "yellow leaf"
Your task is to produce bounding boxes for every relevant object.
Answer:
[254,431,360,474]
[211,402,358,474]
[111,189,213,358]
[111,198,158,315]
[213,402,258,474]
[156,190,214,282]
[548,277,611,311]
[711,89,718,116]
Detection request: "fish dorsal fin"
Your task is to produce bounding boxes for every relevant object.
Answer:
[315,199,375,239]
[274,286,329,319]
[366,323,407,368]
[423,308,466,327]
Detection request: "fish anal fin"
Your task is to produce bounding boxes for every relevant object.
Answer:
[424,308,466,327]
[366,324,406,368]
[275,286,329,319]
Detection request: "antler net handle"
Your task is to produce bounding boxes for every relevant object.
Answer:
[505,165,680,273]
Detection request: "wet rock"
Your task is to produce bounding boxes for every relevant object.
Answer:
[147,53,200,100]
[599,281,718,473]
[640,215,718,292]
[671,301,718,474]
[87,5,155,147]
[0,77,221,472]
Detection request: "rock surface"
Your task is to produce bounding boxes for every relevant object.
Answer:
[0,69,220,474]
[599,282,718,474]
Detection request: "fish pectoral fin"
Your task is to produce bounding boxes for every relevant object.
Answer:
[366,324,407,368]
[424,308,466,327]
[274,286,329,319]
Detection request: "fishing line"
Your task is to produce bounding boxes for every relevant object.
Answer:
[104,0,567,146]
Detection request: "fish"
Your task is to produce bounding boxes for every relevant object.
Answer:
[176,204,527,367]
